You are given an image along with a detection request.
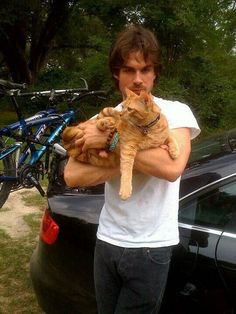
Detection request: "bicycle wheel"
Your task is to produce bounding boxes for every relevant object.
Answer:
[0,141,15,208]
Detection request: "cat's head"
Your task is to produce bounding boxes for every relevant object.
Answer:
[122,88,160,123]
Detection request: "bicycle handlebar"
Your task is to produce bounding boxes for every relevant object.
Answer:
[0,77,107,110]
[0,79,27,93]
[21,88,107,106]
[19,77,90,99]
[70,90,107,101]
[20,88,89,98]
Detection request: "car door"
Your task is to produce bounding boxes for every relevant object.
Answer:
[175,177,236,313]
[214,180,236,309]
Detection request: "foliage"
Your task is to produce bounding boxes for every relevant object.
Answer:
[0,0,78,84]
[0,110,17,128]
[0,0,235,132]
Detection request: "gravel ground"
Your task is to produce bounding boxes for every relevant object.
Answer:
[0,189,43,238]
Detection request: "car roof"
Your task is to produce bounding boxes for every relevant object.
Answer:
[180,128,236,198]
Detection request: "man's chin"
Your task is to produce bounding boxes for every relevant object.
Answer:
[130,89,143,95]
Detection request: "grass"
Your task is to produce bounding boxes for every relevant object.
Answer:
[0,191,46,314]
[0,110,17,128]
[21,191,47,210]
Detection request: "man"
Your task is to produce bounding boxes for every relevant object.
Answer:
[64,25,200,314]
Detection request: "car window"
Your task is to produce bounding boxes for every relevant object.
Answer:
[189,134,231,163]
[179,181,236,229]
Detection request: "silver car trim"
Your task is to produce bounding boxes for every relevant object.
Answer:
[180,172,236,201]
[222,232,236,239]
[178,222,222,235]
[178,222,236,238]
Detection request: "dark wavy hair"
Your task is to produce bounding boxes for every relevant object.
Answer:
[109,25,162,87]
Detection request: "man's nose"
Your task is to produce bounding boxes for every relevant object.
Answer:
[133,71,143,84]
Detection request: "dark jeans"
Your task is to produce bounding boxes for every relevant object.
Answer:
[94,239,172,314]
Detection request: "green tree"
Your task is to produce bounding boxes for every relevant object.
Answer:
[0,0,235,132]
[140,0,236,131]
[0,0,78,84]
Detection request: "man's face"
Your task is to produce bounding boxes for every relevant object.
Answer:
[113,51,156,98]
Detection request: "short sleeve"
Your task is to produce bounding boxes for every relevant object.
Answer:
[154,98,201,140]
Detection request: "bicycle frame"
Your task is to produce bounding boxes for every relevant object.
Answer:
[0,107,56,138]
[0,78,106,204]
[0,109,76,183]
[0,108,57,172]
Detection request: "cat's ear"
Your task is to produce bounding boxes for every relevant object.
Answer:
[139,90,151,106]
[125,88,136,98]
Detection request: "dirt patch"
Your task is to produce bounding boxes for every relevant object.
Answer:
[0,189,43,239]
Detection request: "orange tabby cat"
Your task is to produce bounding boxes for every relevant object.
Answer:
[62,89,179,200]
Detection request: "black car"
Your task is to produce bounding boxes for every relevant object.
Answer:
[30,129,236,314]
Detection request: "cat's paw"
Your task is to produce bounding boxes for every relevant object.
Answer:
[169,147,180,160]
[62,126,83,141]
[167,135,180,160]
[97,117,116,131]
[119,186,132,200]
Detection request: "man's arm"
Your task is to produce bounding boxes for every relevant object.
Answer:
[64,127,191,187]
[134,128,191,181]
[64,119,120,187]
[64,157,120,187]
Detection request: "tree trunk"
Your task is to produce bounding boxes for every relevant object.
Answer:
[0,0,77,85]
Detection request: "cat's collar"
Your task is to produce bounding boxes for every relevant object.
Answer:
[135,114,160,135]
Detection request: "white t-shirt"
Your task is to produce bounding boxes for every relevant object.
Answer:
[97,96,200,248]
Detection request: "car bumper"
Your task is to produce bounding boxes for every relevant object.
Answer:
[30,240,97,314]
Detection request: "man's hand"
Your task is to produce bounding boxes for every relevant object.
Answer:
[75,120,110,152]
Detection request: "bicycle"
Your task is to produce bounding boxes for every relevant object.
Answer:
[0,78,106,208]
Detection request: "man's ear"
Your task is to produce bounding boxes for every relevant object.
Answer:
[113,73,119,80]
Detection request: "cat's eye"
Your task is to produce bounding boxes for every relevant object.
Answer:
[127,107,133,112]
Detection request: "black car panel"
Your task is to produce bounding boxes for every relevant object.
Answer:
[217,233,236,292]
[30,129,236,314]
[31,208,97,314]
[48,194,103,223]
[31,242,97,314]
[180,152,236,197]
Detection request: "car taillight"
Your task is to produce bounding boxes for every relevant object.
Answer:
[40,209,59,245]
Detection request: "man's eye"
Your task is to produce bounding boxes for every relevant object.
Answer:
[123,68,133,73]
[142,67,152,73]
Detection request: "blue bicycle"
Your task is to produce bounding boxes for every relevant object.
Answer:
[0,78,106,208]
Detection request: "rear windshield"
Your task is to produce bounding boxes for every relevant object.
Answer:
[189,131,233,164]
